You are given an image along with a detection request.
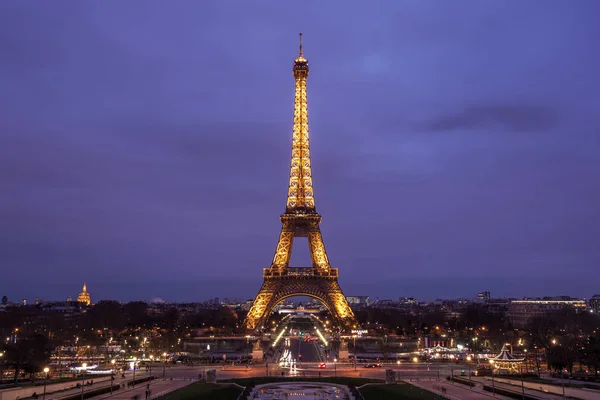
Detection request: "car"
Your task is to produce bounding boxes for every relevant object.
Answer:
[363,363,382,368]
[318,363,327,369]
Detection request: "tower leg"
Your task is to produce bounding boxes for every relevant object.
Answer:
[271,226,294,271]
[325,283,357,329]
[244,281,276,331]
[244,279,357,331]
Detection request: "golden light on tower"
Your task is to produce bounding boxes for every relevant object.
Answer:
[243,34,357,331]
[77,283,91,306]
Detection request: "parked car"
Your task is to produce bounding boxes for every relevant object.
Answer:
[318,363,327,369]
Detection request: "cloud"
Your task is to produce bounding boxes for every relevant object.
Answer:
[423,104,557,133]
[1,1,599,301]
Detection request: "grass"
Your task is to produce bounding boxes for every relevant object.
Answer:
[156,378,445,400]
[154,383,242,400]
[360,383,446,400]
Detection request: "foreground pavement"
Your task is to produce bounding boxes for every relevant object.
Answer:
[409,379,512,400]
[49,372,148,400]
[81,378,195,400]
[82,363,597,400]
[480,376,600,400]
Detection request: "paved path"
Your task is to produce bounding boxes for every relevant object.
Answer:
[49,372,148,400]
[409,379,513,400]
[97,379,193,400]
[487,376,600,400]
[540,374,600,388]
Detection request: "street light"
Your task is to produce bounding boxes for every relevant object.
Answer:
[466,356,472,389]
[162,353,167,379]
[132,358,137,387]
[81,363,87,400]
[334,358,337,377]
[110,360,116,394]
[42,367,49,400]
[489,360,495,396]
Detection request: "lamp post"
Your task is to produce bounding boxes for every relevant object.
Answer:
[352,335,357,370]
[149,355,153,377]
[81,363,87,400]
[162,353,167,379]
[132,358,137,387]
[42,367,49,400]
[490,360,495,397]
[245,335,250,362]
[520,365,525,400]
[466,356,472,389]
[0,352,4,383]
[110,360,116,394]
[334,358,337,378]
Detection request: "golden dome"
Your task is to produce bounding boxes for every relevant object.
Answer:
[77,283,91,306]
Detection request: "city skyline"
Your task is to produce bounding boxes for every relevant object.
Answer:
[2,277,597,305]
[1,2,599,301]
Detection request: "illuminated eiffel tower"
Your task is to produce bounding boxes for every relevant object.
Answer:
[244,34,357,331]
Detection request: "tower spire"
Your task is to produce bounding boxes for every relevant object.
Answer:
[287,34,313,211]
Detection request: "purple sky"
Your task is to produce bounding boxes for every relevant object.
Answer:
[1,1,599,303]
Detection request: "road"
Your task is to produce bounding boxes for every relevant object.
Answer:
[55,358,600,400]
[68,363,515,400]
[292,338,323,364]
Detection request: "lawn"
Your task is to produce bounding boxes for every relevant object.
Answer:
[360,383,447,400]
[155,378,446,400]
[154,382,242,400]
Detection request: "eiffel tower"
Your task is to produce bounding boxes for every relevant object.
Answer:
[244,34,357,332]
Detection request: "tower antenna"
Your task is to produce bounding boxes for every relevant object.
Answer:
[299,32,303,57]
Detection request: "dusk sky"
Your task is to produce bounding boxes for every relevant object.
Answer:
[1,1,599,303]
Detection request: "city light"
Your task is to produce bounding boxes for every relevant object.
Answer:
[272,328,286,347]
[315,328,328,346]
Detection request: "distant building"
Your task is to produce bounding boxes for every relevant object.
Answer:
[398,297,417,305]
[475,291,491,303]
[590,295,600,313]
[77,283,91,306]
[506,297,587,328]
[346,296,370,306]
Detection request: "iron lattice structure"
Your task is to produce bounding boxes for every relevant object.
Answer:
[244,35,357,332]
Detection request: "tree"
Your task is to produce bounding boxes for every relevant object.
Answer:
[123,302,150,327]
[1,296,7,305]
[581,335,600,378]
[4,334,51,382]
[546,337,581,376]
[87,300,124,330]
